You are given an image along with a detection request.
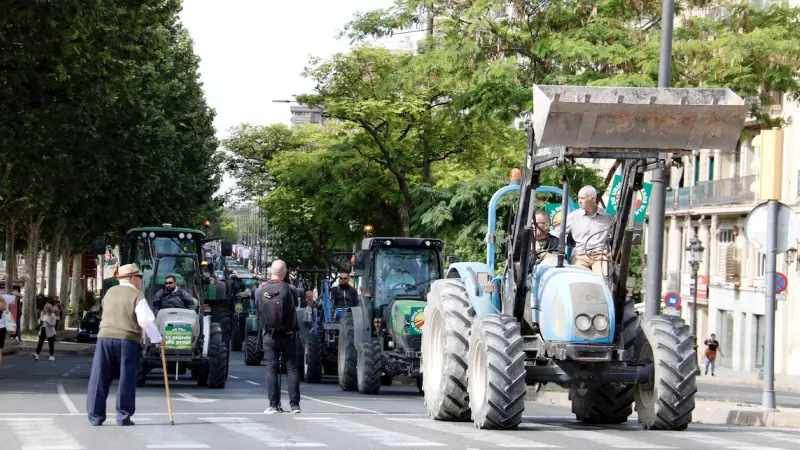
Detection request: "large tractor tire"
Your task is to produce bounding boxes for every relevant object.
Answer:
[304,329,324,383]
[357,339,384,395]
[422,279,474,421]
[206,308,231,388]
[338,313,358,391]
[468,314,526,430]
[296,337,305,380]
[245,335,263,366]
[569,299,638,424]
[634,315,697,430]
[231,325,243,352]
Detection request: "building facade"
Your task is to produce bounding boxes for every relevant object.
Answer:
[289,104,324,128]
[642,94,800,376]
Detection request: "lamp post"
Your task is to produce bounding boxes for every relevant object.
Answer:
[686,234,704,367]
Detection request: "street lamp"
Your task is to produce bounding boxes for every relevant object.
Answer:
[686,234,704,369]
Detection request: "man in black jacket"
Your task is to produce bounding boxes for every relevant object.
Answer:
[154,275,197,312]
[255,259,300,414]
[329,271,358,308]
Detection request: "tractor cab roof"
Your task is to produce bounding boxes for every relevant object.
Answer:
[361,237,443,251]
[126,226,206,238]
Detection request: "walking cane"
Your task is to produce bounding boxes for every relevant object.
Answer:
[159,344,175,425]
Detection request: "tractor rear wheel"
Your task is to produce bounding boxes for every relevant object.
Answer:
[634,315,697,430]
[357,338,383,394]
[232,325,243,352]
[245,335,263,366]
[468,314,526,430]
[206,308,230,388]
[422,279,474,421]
[338,313,358,391]
[304,329,324,383]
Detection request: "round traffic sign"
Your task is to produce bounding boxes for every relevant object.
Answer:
[664,291,682,309]
[776,272,788,294]
[744,202,800,254]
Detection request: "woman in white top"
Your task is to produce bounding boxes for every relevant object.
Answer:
[34,303,58,361]
[0,297,17,364]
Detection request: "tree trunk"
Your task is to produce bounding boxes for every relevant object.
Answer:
[399,203,411,237]
[66,253,82,328]
[4,219,16,295]
[47,231,61,297]
[59,236,70,308]
[39,250,47,295]
[23,216,44,331]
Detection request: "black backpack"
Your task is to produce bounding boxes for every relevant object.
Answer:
[259,281,286,332]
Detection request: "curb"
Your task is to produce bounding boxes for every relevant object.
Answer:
[2,342,94,357]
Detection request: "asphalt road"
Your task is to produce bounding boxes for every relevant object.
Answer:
[1,353,800,450]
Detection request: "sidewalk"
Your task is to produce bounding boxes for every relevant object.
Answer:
[1,329,95,357]
[695,366,799,392]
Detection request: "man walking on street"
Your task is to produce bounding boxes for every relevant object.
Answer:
[256,259,301,414]
[86,264,163,426]
[704,333,723,376]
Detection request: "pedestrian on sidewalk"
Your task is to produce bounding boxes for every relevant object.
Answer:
[704,333,723,376]
[34,303,57,361]
[256,259,301,414]
[86,263,163,427]
[0,296,17,365]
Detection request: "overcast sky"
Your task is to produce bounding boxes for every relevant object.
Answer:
[178,0,416,195]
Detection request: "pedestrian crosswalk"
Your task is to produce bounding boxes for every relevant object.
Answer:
[1,415,799,450]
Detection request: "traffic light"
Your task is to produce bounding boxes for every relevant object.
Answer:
[749,128,784,201]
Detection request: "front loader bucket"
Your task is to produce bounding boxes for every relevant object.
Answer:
[532,85,748,152]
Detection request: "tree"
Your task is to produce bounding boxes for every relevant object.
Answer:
[297,46,522,236]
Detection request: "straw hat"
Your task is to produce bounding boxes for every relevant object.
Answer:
[117,263,143,279]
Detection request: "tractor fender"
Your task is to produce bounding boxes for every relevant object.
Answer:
[349,306,369,348]
[245,316,260,336]
[444,262,501,317]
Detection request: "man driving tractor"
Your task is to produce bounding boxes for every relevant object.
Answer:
[153,274,197,312]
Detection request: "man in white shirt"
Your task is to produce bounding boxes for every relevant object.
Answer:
[86,263,163,427]
[565,185,614,276]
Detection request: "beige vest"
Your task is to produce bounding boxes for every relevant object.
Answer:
[98,285,144,344]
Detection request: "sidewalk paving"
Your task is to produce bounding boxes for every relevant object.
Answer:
[1,329,95,357]
[695,366,799,392]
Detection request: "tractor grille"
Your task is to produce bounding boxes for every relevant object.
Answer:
[408,337,421,352]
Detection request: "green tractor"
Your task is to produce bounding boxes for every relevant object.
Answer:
[341,238,445,394]
[229,272,261,352]
[118,225,233,388]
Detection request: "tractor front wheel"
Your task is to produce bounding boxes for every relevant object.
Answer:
[245,335,263,366]
[304,329,324,383]
[468,314,526,430]
[206,308,230,388]
[357,339,383,395]
[634,315,697,430]
[338,313,358,391]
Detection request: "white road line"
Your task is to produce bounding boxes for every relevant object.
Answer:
[523,425,674,449]
[389,418,556,448]
[314,418,445,447]
[146,446,210,449]
[663,431,785,449]
[747,431,800,445]
[281,390,381,414]
[228,375,240,379]
[56,383,79,414]
[245,380,260,385]
[4,417,86,450]
[293,417,334,420]
[200,417,326,447]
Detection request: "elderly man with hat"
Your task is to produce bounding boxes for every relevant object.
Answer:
[86,263,163,426]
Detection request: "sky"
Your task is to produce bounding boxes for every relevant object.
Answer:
[178,0,422,196]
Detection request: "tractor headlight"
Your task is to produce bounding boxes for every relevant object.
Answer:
[575,314,592,332]
[592,314,609,331]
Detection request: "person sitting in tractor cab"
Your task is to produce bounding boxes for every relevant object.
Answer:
[532,211,561,266]
[154,275,197,312]
[383,256,416,289]
[330,271,358,308]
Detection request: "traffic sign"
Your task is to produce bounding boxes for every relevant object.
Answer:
[776,272,788,294]
[745,202,800,253]
[664,291,682,309]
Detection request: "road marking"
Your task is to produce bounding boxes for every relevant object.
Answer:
[521,424,673,449]
[389,418,556,448]
[281,390,381,414]
[56,383,79,414]
[747,431,800,445]
[293,417,334,420]
[228,375,240,379]
[146,446,210,449]
[314,418,445,447]
[174,393,217,404]
[200,417,326,447]
[4,417,86,450]
[663,431,784,449]
[124,418,207,449]
[245,380,260,385]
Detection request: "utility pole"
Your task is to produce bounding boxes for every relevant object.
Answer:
[645,0,675,320]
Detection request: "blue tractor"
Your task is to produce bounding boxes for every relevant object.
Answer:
[421,85,748,430]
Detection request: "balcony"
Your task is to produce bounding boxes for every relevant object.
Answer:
[666,175,758,210]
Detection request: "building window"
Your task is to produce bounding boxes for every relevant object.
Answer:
[757,252,766,278]
[708,155,715,181]
[718,229,735,244]
[718,310,734,369]
[694,154,701,183]
[754,314,766,369]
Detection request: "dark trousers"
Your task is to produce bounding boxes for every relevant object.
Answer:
[263,332,300,408]
[36,329,55,356]
[86,337,141,425]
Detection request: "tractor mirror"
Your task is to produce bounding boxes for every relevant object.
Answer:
[446,254,460,266]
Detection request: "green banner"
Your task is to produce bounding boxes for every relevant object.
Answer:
[544,203,565,231]
[606,175,652,223]
[164,325,193,350]
[409,307,425,335]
